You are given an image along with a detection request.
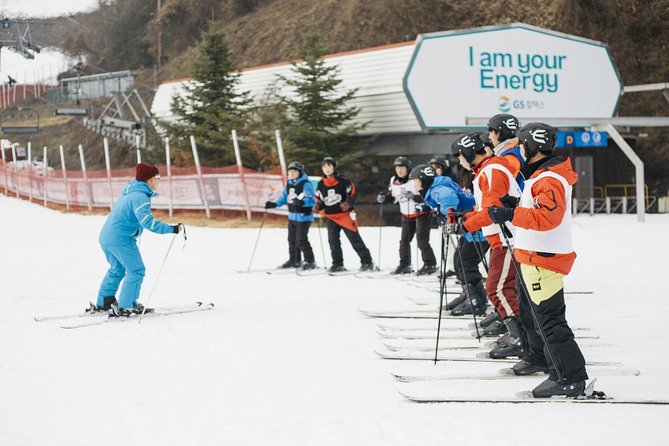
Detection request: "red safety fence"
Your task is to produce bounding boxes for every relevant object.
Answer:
[0,161,287,216]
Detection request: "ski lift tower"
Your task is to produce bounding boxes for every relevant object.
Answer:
[0,17,41,68]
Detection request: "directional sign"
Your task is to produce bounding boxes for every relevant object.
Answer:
[404,23,622,129]
[556,131,608,148]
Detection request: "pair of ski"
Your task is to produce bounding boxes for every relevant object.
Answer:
[399,379,669,404]
[34,302,215,329]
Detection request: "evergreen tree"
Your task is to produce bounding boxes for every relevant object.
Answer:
[162,24,250,166]
[279,33,368,172]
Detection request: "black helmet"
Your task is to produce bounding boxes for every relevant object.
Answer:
[429,155,449,170]
[517,123,556,159]
[393,156,412,169]
[488,113,520,141]
[451,133,486,165]
[287,160,304,173]
[321,156,338,168]
[409,164,436,191]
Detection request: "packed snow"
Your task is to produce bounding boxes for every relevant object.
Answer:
[0,195,667,445]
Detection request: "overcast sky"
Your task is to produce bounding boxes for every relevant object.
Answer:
[0,0,100,17]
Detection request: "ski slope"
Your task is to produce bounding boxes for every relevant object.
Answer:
[0,195,667,445]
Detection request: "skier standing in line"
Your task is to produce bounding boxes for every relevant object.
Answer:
[315,157,374,273]
[452,133,524,358]
[94,163,181,316]
[488,122,588,397]
[409,164,488,314]
[265,161,317,270]
[379,156,437,275]
[487,113,525,189]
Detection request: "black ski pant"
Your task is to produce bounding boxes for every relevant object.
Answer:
[287,220,314,264]
[517,265,588,384]
[453,236,489,287]
[399,214,437,267]
[326,218,372,267]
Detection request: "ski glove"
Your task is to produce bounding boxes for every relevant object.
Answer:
[291,198,304,207]
[172,223,183,234]
[265,201,278,209]
[313,201,324,212]
[412,194,424,204]
[499,194,520,209]
[488,206,515,224]
[340,201,352,212]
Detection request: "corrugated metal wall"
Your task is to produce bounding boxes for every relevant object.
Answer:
[151,43,422,135]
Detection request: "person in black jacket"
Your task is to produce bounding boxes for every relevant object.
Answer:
[314,157,374,273]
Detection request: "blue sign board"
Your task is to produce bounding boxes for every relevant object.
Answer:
[556,131,607,148]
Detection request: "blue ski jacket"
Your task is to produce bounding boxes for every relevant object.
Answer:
[99,180,174,245]
[425,176,485,242]
[275,172,316,222]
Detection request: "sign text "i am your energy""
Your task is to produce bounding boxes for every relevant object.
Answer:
[469,46,567,93]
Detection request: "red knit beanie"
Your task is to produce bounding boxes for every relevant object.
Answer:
[136,163,159,182]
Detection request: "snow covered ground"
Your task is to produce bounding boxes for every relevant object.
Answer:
[0,195,668,445]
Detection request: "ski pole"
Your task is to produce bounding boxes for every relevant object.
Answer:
[377,203,383,269]
[433,224,450,364]
[450,234,481,340]
[497,222,565,385]
[316,215,328,269]
[139,224,184,322]
[246,210,267,271]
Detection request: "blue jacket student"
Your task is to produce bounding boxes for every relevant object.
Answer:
[265,162,317,269]
[410,165,485,242]
[96,163,179,312]
[274,171,316,222]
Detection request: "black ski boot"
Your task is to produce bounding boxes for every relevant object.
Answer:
[359,263,376,272]
[87,296,118,312]
[278,259,300,269]
[328,264,346,273]
[391,264,413,275]
[532,378,586,398]
[416,264,437,276]
[480,310,500,328]
[111,302,153,317]
[451,282,488,317]
[488,318,524,359]
[483,320,507,337]
[512,359,550,376]
[446,292,467,311]
[300,261,317,271]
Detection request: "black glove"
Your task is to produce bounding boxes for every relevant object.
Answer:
[499,194,520,209]
[340,201,352,212]
[376,192,387,204]
[292,198,303,207]
[172,223,183,234]
[415,204,429,213]
[488,206,515,224]
[265,201,277,209]
[446,222,466,235]
[314,201,324,212]
[412,194,424,204]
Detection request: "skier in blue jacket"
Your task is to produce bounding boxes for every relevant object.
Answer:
[409,164,489,316]
[265,161,317,270]
[94,163,181,315]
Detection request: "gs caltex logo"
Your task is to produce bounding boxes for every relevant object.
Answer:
[498,96,546,112]
[498,96,511,112]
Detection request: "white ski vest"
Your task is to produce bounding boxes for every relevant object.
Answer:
[514,171,573,254]
[473,162,521,238]
[389,177,421,217]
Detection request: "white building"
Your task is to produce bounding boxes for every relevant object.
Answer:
[150,41,456,156]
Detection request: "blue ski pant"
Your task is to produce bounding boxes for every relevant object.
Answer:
[97,242,146,309]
